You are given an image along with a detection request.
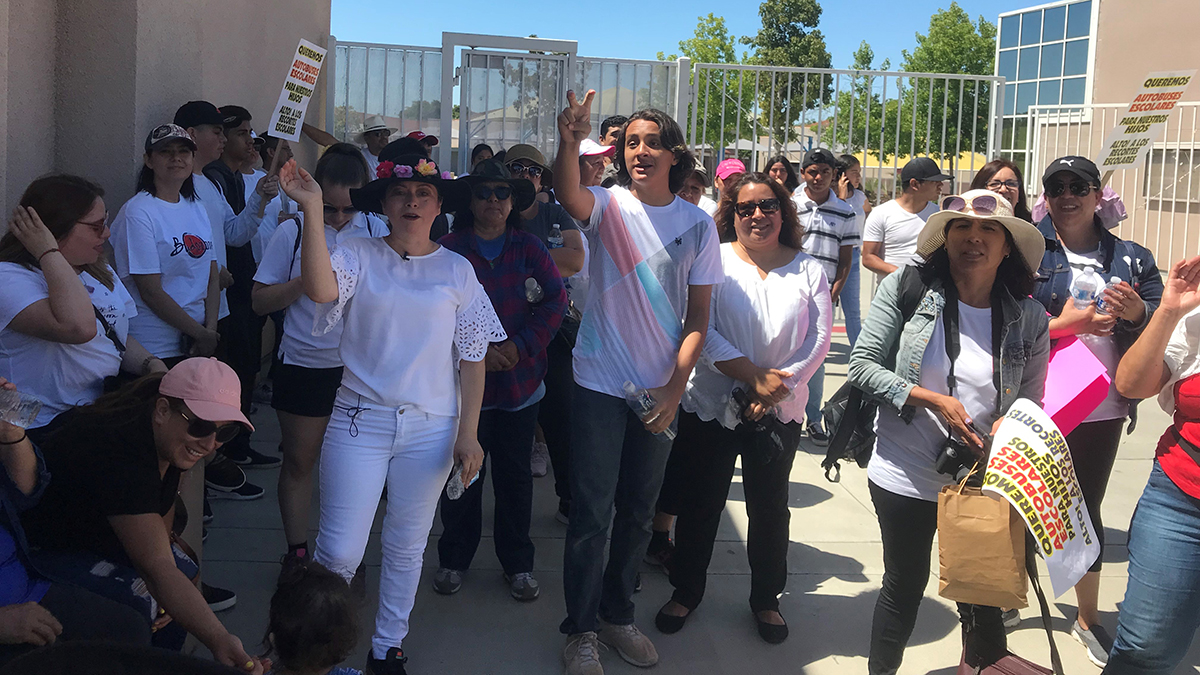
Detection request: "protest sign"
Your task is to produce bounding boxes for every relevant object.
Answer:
[266,39,327,143]
[982,398,1100,597]
[1094,70,1195,170]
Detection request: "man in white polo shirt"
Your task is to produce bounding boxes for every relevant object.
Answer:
[793,148,858,444]
[861,157,950,282]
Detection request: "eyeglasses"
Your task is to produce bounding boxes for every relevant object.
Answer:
[176,407,242,444]
[473,185,513,201]
[77,214,110,236]
[1045,181,1097,198]
[986,179,1021,190]
[734,198,781,218]
[941,194,999,215]
[506,163,544,179]
[323,204,359,217]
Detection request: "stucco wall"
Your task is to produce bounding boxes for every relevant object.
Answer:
[1092,0,1200,104]
[5,0,57,210]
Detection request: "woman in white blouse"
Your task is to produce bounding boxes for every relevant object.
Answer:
[654,172,832,644]
[278,153,502,674]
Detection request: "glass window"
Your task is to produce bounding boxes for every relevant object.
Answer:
[1021,10,1043,46]
[1040,43,1063,78]
[1004,83,1016,116]
[1043,5,1067,41]
[1063,39,1089,76]
[1039,80,1061,105]
[1017,82,1038,114]
[998,50,1018,82]
[1000,15,1021,49]
[1067,1,1092,38]
[1018,46,1040,81]
[1062,77,1086,104]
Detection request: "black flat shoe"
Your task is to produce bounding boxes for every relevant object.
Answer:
[755,613,788,644]
[655,605,690,634]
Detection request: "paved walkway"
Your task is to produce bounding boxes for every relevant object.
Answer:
[202,331,1200,674]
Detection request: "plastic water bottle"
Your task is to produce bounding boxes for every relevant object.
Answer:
[622,380,677,440]
[1070,266,1103,310]
[525,277,544,303]
[444,461,481,500]
[547,224,564,249]
[0,389,41,429]
[1095,276,1121,315]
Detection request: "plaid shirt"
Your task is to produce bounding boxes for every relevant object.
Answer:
[439,228,567,410]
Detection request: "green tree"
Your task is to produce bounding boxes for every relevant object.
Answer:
[659,14,751,156]
[820,42,907,161]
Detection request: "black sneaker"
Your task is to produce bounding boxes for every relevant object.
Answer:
[365,647,408,675]
[806,422,830,447]
[206,481,264,501]
[201,583,237,612]
[224,446,282,470]
[204,457,246,492]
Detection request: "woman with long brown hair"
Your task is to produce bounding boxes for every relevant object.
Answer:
[0,175,166,428]
[969,158,1032,223]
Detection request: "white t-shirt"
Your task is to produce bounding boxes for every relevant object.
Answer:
[1063,245,1128,422]
[845,189,868,241]
[315,239,507,415]
[360,147,381,177]
[870,302,998,501]
[697,195,718,217]
[1159,304,1200,414]
[253,212,388,369]
[684,244,833,427]
[575,185,723,397]
[862,199,938,278]
[0,264,135,427]
[110,191,217,358]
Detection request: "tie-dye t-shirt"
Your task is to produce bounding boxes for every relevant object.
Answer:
[573,185,723,397]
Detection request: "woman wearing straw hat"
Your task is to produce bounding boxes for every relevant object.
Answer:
[848,189,1050,674]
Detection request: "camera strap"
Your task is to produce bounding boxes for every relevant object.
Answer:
[940,281,1004,411]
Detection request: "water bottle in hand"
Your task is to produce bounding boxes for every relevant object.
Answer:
[0,389,41,429]
[525,277,544,303]
[445,461,480,500]
[1095,276,1121,315]
[622,380,676,440]
[1070,266,1102,310]
[547,224,564,249]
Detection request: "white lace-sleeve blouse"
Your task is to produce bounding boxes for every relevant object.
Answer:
[313,237,506,416]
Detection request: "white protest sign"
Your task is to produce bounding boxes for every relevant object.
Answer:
[1094,70,1195,170]
[982,398,1099,597]
[266,38,327,142]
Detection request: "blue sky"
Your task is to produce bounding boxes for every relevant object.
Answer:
[331,0,1039,71]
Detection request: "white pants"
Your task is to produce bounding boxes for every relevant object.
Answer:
[313,387,456,658]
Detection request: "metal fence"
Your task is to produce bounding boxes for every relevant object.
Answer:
[327,39,444,143]
[1025,102,1200,265]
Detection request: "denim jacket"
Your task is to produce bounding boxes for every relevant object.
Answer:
[848,269,1051,425]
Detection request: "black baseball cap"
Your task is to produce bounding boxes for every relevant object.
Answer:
[900,157,952,185]
[218,105,252,130]
[1042,156,1101,187]
[802,148,838,169]
[174,101,224,129]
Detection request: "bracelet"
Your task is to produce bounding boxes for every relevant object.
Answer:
[36,248,61,263]
[0,433,27,445]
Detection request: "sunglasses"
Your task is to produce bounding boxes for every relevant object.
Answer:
[734,198,781,218]
[176,407,242,444]
[941,194,999,215]
[323,204,359,217]
[1045,181,1097,198]
[506,163,544,179]
[473,185,513,201]
[986,179,1021,190]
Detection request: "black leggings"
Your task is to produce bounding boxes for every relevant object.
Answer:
[1065,418,1124,573]
[868,481,1006,675]
[0,583,151,667]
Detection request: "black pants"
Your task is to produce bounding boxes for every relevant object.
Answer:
[216,301,265,458]
[0,583,151,667]
[1065,418,1124,573]
[868,480,1006,675]
[667,412,797,613]
[539,321,577,505]
[437,403,540,575]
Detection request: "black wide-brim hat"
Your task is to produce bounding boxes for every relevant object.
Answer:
[456,159,537,212]
[349,153,469,214]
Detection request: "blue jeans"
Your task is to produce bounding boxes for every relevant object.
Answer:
[805,362,825,428]
[560,384,676,634]
[843,247,862,346]
[1105,462,1200,674]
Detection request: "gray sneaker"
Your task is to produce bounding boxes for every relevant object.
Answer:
[597,620,658,667]
[504,572,540,601]
[1071,620,1113,667]
[432,568,463,595]
[1001,608,1021,629]
[563,632,604,675]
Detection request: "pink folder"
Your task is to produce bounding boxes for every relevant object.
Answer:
[1042,336,1111,436]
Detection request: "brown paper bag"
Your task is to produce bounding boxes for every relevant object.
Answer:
[938,482,1028,609]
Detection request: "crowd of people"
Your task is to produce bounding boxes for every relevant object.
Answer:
[0,84,1197,675]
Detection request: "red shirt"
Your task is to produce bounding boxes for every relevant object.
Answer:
[1158,373,1200,499]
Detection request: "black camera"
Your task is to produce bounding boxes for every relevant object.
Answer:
[934,421,992,485]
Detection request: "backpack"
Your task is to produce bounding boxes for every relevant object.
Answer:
[820,266,928,481]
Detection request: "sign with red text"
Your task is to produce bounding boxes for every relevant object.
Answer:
[1094,70,1195,170]
[266,38,327,142]
[982,398,1099,597]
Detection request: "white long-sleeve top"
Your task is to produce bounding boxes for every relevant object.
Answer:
[683,243,833,428]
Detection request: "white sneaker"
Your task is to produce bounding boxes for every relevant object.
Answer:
[563,631,604,675]
[597,620,658,667]
[531,441,550,477]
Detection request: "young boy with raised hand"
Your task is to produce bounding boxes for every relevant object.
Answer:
[552,90,722,675]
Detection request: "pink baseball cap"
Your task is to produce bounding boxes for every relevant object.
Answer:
[716,158,746,181]
[159,357,254,431]
[579,139,616,158]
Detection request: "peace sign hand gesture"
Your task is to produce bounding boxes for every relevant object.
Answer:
[1161,255,1200,317]
[557,90,595,145]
